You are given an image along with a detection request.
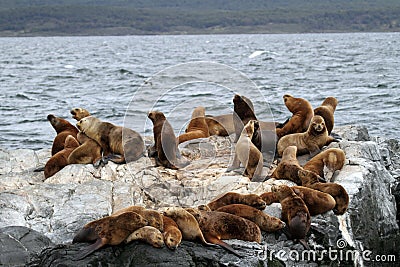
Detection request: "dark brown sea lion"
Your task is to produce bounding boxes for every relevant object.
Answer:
[277,115,338,157]
[272,184,311,248]
[205,114,235,136]
[72,211,148,260]
[314,97,338,135]
[298,169,349,215]
[216,204,285,232]
[275,94,314,139]
[47,114,79,155]
[206,192,266,211]
[44,135,80,178]
[76,116,144,163]
[178,106,210,143]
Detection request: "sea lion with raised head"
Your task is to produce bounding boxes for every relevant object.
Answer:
[47,114,79,155]
[314,97,338,135]
[71,107,91,121]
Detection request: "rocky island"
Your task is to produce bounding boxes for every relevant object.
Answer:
[0,125,399,266]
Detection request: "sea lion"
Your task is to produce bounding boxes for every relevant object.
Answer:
[195,210,262,256]
[125,226,164,248]
[233,94,257,143]
[260,186,336,216]
[271,146,303,185]
[207,192,266,211]
[216,204,285,232]
[303,148,345,180]
[228,120,264,181]
[205,114,235,136]
[162,207,212,246]
[67,131,102,164]
[162,215,182,250]
[147,111,182,169]
[275,94,314,139]
[112,206,163,232]
[47,114,79,155]
[72,211,148,260]
[271,184,311,247]
[277,115,338,157]
[76,116,144,164]
[44,135,80,178]
[314,97,338,135]
[298,169,349,215]
[70,107,91,121]
[178,106,210,143]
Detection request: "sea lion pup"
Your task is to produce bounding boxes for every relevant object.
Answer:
[67,131,102,164]
[148,111,185,169]
[162,207,213,246]
[275,94,314,139]
[228,120,264,181]
[76,116,144,164]
[111,206,163,232]
[125,226,164,248]
[44,135,80,178]
[298,169,349,215]
[70,107,91,121]
[193,210,262,256]
[162,215,182,250]
[260,186,336,216]
[233,94,257,143]
[216,204,285,232]
[271,146,303,185]
[47,114,79,155]
[271,184,311,248]
[206,192,266,211]
[205,114,235,136]
[303,148,345,180]
[178,106,210,143]
[277,115,338,157]
[72,211,148,260]
[314,97,338,135]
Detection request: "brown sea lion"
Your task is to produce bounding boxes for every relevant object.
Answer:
[205,114,235,136]
[72,211,148,260]
[162,215,182,250]
[207,192,266,211]
[275,94,314,139]
[47,114,79,155]
[303,148,345,180]
[277,115,338,157]
[125,226,164,248]
[162,207,212,246]
[271,146,303,184]
[44,135,80,178]
[228,120,264,181]
[148,111,182,169]
[260,186,336,216]
[216,204,285,232]
[178,106,210,143]
[314,97,338,135]
[70,107,91,121]
[76,116,144,164]
[67,132,102,164]
[298,169,349,215]
[195,210,261,256]
[271,184,311,247]
[112,206,163,232]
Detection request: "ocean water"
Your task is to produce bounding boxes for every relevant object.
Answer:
[1,32,399,150]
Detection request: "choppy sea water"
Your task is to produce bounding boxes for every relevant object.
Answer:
[1,32,399,150]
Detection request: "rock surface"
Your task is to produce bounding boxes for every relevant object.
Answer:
[0,125,399,266]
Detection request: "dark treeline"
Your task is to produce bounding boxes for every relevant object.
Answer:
[0,0,399,36]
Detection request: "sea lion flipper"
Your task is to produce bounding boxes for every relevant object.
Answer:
[205,234,242,257]
[74,238,104,260]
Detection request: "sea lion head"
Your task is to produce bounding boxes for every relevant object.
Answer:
[244,120,256,137]
[148,111,166,123]
[322,97,338,110]
[283,94,309,113]
[47,114,74,133]
[247,194,267,210]
[271,184,294,199]
[71,107,91,121]
[309,115,326,133]
[163,228,182,250]
[233,94,255,115]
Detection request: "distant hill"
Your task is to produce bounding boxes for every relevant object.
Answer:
[0,0,399,36]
